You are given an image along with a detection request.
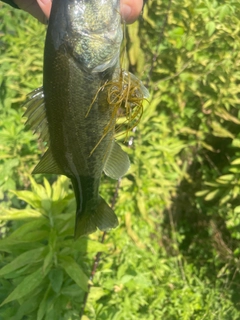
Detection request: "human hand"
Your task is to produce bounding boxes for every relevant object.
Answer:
[13,0,143,24]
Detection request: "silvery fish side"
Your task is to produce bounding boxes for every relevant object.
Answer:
[24,0,130,238]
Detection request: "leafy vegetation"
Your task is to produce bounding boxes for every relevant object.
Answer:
[1,0,240,318]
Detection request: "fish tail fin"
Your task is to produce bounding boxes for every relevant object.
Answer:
[74,197,118,239]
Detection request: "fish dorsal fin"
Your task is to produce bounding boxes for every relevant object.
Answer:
[23,87,49,143]
[33,148,63,175]
[103,141,130,180]
[23,88,62,175]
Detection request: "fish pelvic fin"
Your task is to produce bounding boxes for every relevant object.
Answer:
[74,197,119,239]
[103,141,130,180]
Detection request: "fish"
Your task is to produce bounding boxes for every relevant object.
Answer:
[23,0,148,238]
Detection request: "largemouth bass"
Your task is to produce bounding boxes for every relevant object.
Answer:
[24,0,148,238]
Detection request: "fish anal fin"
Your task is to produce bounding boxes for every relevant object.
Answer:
[33,148,63,175]
[103,141,130,180]
[74,196,118,239]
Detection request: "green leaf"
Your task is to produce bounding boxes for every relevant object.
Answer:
[0,267,45,306]
[204,189,221,201]
[43,177,52,198]
[0,247,44,276]
[52,176,69,201]
[60,256,88,292]
[48,269,63,293]
[87,286,105,303]
[234,206,240,214]
[45,305,61,320]
[232,139,240,148]
[201,141,216,152]
[14,230,49,243]
[7,219,48,242]
[219,4,229,21]
[29,176,49,200]
[217,174,234,182]
[0,238,40,250]
[231,158,240,165]
[11,190,41,210]
[37,285,51,320]
[195,190,209,197]
[11,294,41,320]
[229,167,240,174]
[219,193,232,205]
[206,21,215,37]
[42,250,53,274]
[61,284,82,297]
[211,121,234,139]
[0,208,42,220]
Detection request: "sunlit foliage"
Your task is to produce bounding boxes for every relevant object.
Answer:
[0,0,240,318]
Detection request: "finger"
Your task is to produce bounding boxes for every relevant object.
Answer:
[120,0,143,24]
[37,0,51,21]
[37,0,143,24]
[13,0,46,23]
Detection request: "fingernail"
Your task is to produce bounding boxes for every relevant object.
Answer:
[121,4,132,22]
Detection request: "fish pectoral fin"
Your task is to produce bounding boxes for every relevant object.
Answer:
[74,197,118,239]
[23,87,49,143]
[32,148,63,175]
[103,141,130,180]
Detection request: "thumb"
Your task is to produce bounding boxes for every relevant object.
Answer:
[37,0,52,20]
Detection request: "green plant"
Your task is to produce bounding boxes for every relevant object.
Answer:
[0,176,110,319]
[1,0,240,318]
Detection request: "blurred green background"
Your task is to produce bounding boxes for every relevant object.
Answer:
[0,0,240,319]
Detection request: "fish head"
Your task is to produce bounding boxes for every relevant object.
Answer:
[66,0,123,72]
